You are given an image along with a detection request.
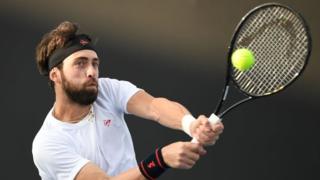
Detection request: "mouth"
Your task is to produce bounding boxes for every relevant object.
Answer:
[88,82,98,86]
[86,79,98,87]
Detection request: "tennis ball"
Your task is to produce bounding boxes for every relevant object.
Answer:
[231,48,255,71]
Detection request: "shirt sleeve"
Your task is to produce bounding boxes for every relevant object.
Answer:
[99,78,142,114]
[32,133,90,180]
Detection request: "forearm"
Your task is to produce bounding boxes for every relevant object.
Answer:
[150,97,190,130]
[76,147,168,180]
[110,167,146,180]
[127,91,191,130]
[114,147,169,180]
[76,162,146,180]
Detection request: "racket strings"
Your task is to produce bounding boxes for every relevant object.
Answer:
[236,23,291,94]
[232,6,309,96]
[249,9,295,92]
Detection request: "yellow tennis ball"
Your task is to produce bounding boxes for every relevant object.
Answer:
[231,48,255,71]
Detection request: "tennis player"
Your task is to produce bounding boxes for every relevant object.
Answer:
[32,21,224,180]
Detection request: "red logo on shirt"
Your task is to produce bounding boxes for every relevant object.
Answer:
[103,119,112,127]
[147,161,156,168]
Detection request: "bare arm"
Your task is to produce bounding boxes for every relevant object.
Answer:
[75,142,206,180]
[127,90,224,145]
[75,162,146,180]
[127,90,190,130]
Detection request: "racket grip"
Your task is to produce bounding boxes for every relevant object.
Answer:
[191,113,221,143]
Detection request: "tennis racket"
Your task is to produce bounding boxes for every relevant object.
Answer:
[192,3,312,143]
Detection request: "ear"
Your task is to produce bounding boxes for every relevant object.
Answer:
[49,67,62,84]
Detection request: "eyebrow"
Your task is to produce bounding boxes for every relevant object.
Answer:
[74,56,100,62]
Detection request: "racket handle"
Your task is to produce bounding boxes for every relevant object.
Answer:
[191,113,221,143]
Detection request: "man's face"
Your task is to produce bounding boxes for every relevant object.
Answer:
[57,50,100,106]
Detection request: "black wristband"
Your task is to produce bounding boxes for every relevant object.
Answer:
[138,147,170,179]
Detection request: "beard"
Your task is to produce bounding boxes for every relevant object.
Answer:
[61,72,98,106]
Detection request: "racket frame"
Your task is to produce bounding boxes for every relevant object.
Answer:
[214,3,312,117]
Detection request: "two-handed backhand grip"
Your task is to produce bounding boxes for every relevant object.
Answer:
[191,113,221,143]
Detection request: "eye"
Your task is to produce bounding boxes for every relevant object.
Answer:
[76,59,85,67]
[93,61,100,68]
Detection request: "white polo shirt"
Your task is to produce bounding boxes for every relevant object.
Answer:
[32,78,141,180]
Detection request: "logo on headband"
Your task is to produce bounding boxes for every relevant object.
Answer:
[79,39,89,46]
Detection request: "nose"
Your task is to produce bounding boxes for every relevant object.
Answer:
[86,64,98,79]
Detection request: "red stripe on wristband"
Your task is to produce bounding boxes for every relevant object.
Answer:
[155,148,165,169]
[138,147,169,179]
[139,161,155,180]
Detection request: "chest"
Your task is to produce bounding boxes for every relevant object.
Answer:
[69,108,133,165]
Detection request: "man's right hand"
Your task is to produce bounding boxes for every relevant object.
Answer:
[161,141,206,169]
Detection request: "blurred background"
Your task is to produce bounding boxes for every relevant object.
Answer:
[0,0,319,179]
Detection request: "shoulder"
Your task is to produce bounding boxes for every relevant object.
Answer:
[97,77,140,101]
[32,129,72,158]
[32,130,89,180]
[32,113,73,153]
[96,77,141,113]
[98,77,136,89]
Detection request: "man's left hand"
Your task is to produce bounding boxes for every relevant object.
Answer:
[190,115,224,145]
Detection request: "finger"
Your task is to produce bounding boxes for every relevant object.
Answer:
[198,115,209,125]
[196,125,213,134]
[213,127,224,135]
[205,131,217,141]
[177,160,194,169]
[201,120,209,127]
[197,129,215,140]
[197,130,212,143]
[180,157,197,168]
[196,127,222,145]
[198,115,208,120]
[183,151,200,162]
[198,146,207,155]
[197,116,222,136]
[214,122,224,129]
[207,135,220,146]
[171,158,192,169]
[200,123,222,135]
[211,124,224,133]
[197,127,218,140]
[187,143,207,155]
